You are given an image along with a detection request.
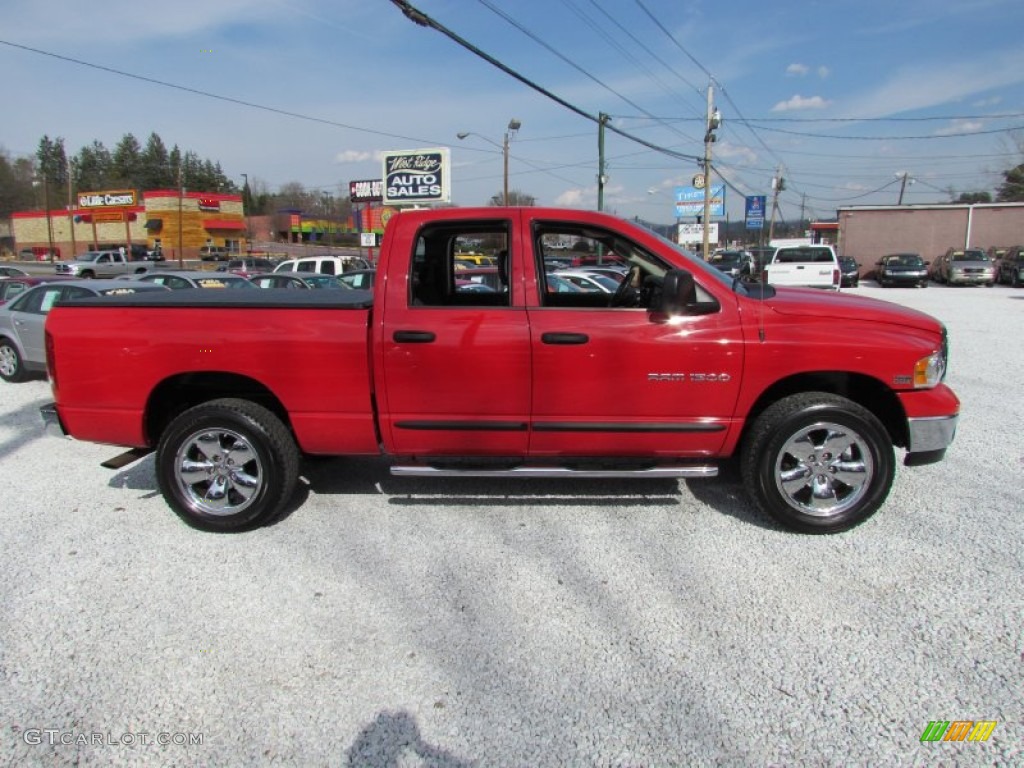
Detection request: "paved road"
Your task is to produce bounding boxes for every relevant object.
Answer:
[0,283,1020,766]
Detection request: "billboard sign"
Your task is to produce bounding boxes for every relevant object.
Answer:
[349,179,383,203]
[677,222,719,246]
[382,148,451,205]
[674,184,725,218]
[745,195,766,230]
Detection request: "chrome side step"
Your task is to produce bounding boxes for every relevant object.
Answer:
[390,464,718,479]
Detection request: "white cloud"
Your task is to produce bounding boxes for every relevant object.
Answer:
[837,48,1024,118]
[714,142,758,165]
[817,66,830,79]
[771,95,832,112]
[786,63,809,77]
[554,189,587,207]
[335,150,373,163]
[933,119,985,137]
[973,95,1003,107]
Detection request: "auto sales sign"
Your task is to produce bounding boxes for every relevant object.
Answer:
[382,148,450,206]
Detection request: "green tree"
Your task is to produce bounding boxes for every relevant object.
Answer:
[488,189,536,206]
[140,132,171,189]
[74,140,112,192]
[996,163,1024,202]
[0,148,36,217]
[111,133,142,187]
[36,135,67,186]
[956,191,993,204]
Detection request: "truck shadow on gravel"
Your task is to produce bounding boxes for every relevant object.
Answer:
[108,454,777,531]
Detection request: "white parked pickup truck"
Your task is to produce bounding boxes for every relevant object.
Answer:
[764,245,841,290]
[55,250,152,279]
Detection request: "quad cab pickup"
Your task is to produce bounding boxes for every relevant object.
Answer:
[55,249,152,279]
[40,207,959,534]
[764,244,841,290]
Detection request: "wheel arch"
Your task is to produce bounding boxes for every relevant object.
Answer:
[144,372,292,447]
[739,372,907,452]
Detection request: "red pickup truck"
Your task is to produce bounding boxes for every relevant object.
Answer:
[41,207,959,534]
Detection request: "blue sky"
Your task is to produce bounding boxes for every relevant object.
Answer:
[3,0,1023,225]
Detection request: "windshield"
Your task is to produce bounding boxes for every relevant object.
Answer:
[954,250,988,262]
[78,252,103,262]
[887,254,923,266]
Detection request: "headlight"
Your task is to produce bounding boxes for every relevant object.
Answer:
[913,338,947,389]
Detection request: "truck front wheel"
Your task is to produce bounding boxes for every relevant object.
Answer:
[156,398,299,532]
[741,393,894,534]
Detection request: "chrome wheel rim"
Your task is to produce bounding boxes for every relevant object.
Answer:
[0,345,17,378]
[174,428,263,517]
[774,421,873,517]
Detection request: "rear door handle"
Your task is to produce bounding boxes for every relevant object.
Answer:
[541,332,589,345]
[392,330,436,343]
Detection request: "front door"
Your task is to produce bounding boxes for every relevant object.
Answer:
[525,218,744,457]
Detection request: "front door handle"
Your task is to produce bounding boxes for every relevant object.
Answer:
[541,332,589,345]
[393,330,436,343]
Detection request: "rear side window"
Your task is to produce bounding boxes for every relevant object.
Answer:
[410,221,511,308]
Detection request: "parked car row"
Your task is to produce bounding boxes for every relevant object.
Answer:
[0,279,172,382]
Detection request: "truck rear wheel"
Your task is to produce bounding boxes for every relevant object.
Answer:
[741,393,894,534]
[156,398,299,532]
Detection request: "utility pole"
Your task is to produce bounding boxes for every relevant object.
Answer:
[897,172,912,205]
[597,112,609,212]
[177,162,185,269]
[768,166,784,243]
[66,156,77,258]
[702,83,721,260]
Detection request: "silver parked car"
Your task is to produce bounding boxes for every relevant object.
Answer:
[0,279,169,382]
[932,248,996,286]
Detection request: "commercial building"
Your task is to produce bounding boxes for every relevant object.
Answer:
[11,188,246,260]
[837,202,1024,269]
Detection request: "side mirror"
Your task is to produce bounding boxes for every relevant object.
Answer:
[654,269,719,317]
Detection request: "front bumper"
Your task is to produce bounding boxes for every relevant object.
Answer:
[904,413,958,465]
[40,402,68,438]
[947,272,994,285]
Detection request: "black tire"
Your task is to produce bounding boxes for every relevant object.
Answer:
[155,398,299,532]
[80,270,95,279]
[740,393,894,534]
[1013,272,1021,288]
[0,338,26,383]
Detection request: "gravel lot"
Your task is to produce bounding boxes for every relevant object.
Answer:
[1,283,1021,766]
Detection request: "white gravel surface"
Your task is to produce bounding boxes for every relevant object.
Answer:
[1,283,1021,767]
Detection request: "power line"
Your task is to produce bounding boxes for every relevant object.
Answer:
[0,38,442,147]
[388,0,702,164]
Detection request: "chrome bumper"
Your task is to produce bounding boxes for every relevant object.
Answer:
[40,402,68,438]
[907,414,958,453]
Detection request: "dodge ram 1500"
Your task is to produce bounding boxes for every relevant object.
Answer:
[40,207,959,534]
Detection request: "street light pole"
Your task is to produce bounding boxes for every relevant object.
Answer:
[503,118,520,206]
[458,118,521,206]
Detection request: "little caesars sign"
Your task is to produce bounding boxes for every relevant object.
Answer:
[78,190,137,208]
[382,148,450,206]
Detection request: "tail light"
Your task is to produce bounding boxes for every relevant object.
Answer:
[45,330,57,391]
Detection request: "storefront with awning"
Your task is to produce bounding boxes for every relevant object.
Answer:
[11,189,246,260]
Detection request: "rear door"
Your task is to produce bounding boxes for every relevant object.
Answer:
[376,216,532,456]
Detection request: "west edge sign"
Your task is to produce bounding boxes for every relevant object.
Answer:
[78,189,137,208]
[382,148,450,206]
